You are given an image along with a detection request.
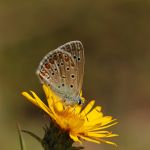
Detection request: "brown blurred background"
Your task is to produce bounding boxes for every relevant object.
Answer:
[0,0,150,149]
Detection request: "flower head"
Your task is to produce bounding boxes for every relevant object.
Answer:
[22,84,118,146]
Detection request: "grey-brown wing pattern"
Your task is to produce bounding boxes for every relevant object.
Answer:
[36,41,85,104]
[59,41,85,94]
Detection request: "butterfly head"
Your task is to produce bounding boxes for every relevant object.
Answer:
[64,95,83,106]
[72,95,84,106]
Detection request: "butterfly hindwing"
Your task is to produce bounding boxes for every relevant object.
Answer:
[36,49,78,100]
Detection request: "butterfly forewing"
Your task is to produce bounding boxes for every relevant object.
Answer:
[36,41,85,104]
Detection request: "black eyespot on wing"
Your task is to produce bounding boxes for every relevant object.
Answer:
[52,72,54,75]
[58,52,63,58]
[62,83,65,86]
[66,67,70,71]
[73,56,76,59]
[70,85,73,88]
[53,54,57,60]
[78,57,80,61]
[71,74,75,78]
[61,62,64,65]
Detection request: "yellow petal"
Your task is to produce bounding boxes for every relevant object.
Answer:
[75,105,82,114]
[54,101,64,112]
[79,135,100,144]
[80,90,83,97]
[79,90,85,103]
[91,130,110,134]
[90,122,118,131]
[22,92,37,106]
[87,132,111,138]
[69,133,82,144]
[106,134,119,137]
[85,107,103,127]
[99,139,118,147]
[42,84,52,100]
[80,100,95,116]
[100,116,113,126]
[86,106,102,122]
[30,91,54,118]
[67,105,82,115]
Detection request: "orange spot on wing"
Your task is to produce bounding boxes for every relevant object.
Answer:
[64,56,69,62]
[45,63,50,69]
[49,59,54,64]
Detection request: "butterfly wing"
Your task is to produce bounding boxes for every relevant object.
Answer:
[36,41,84,103]
[59,41,85,95]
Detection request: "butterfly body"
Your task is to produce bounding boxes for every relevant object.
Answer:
[36,41,85,106]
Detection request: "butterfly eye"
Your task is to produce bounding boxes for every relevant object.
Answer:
[78,99,82,105]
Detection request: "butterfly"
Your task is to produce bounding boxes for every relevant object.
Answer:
[36,41,85,106]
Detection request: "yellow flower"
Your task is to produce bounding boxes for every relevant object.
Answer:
[22,84,118,146]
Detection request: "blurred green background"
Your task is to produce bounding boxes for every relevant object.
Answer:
[0,0,150,149]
